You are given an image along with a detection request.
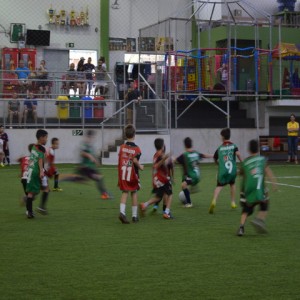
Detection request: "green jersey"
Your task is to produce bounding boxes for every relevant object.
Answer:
[214,141,238,185]
[176,151,204,185]
[241,155,267,204]
[26,144,46,194]
[80,141,97,169]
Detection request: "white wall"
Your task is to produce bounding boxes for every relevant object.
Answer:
[6,128,258,165]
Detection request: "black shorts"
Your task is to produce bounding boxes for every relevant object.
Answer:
[77,166,99,179]
[241,200,269,215]
[217,179,235,187]
[153,182,172,199]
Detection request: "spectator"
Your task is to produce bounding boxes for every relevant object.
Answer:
[94,57,108,96]
[83,57,95,96]
[65,63,77,96]
[124,81,142,125]
[15,59,31,93]
[23,91,38,126]
[77,58,86,97]
[0,125,10,166]
[36,60,50,98]
[287,113,299,164]
[292,67,300,88]
[217,63,228,90]
[8,92,22,128]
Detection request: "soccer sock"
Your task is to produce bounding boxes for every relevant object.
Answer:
[6,156,10,164]
[96,178,106,194]
[54,175,59,188]
[165,208,170,214]
[26,197,33,213]
[163,204,166,211]
[120,203,126,215]
[183,188,191,204]
[40,192,49,209]
[144,202,149,208]
[132,206,138,217]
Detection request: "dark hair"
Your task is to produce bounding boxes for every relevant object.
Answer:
[51,137,59,144]
[290,114,295,118]
[154,138,164,150]
[248,139,259,154]
[221,128,231,140]
[28,143,34,152]
[86,129,95,137]
[184,137,192,149]
[124,124,135,139]
[77,60,84,71]
[36,129,48,140]
[99,56,105,62]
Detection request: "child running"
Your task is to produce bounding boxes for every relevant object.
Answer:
[118,124,144,224]
[237,139,277,236]
[140,138,173,219]
[46,137,63,191]
[175,137,213,208]
[209,128,243,214]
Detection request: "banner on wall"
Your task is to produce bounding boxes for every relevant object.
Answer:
[109,38,127,51]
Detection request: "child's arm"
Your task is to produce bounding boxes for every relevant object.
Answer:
[202,153,214,159]
[154,153,170,169]
[81,150,98,164]
[38,158,44,179]
[133,157,144,170]
[236,151,243,162]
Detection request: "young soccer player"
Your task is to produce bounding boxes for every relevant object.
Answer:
[237,139,277,236]
[175,137,213,208]
[0,125,9,166]
[140,138,173,219]
[46,137,63,191]
[209,128,243,214]
[25,129,49,218]
[18,143,34,201]
[76,129,112,199]
[118,124,144,224]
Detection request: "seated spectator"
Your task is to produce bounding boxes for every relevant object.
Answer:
[23,91,38,126]
[36,60,50,98]
[8,92,22,128]
[15,59,31,93]
[84,57,95,96]
[94,57,108,96]
[77,58,86,97]
[65,63,78,95]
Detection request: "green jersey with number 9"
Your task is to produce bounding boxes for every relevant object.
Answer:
[215,142,238,185]
[241,155,266,204]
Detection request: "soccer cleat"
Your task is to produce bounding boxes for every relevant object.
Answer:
[208,201,216,214]
[231,202,237,209]
[132,216,139,223]
[237,226,244,236]
[101,192,113,200]
[53,187,63,192]
[0,162,5,167]
[26,211,35,219]
[163,211,174,219]
[119,213,130,224]
[139,203,146,217]
[184,203,193,208]
[152,204,158,212]
[251,218,268,234]
[36,207,48,215]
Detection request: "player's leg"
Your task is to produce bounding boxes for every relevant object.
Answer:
[251,201,268,234]
[90,171,112,199]
[53,170,63,191]
[230,183,237,208]
[119,191,130,224]
[182,179,192,207]
[131,191,139,223]
[237,202,254,236]
[209,185,223,214]
[37,176,50,215]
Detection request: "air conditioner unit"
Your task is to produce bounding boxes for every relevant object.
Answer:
[234,9,242,17]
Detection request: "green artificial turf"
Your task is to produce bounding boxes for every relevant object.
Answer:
[0,163,300,299]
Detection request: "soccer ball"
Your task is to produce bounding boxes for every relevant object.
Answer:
[178,191,186,204]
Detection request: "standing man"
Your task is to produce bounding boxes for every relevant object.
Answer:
[8,92,22,128]
[83,57,95,96]
[287,114,299,164]
[124,81,142,125]
[0,125,10,166]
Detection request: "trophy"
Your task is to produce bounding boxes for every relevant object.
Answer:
[80,8,85,26]
[48,5,55,24]
[55,12,61,25]
[85,6,89,26]
[60,9,66,26]
[70,8,76,26]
